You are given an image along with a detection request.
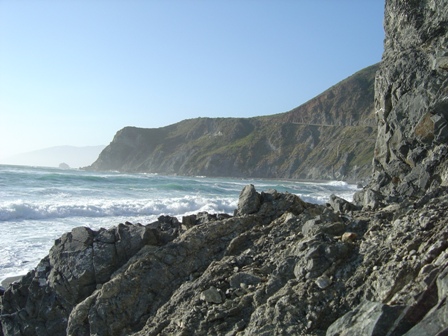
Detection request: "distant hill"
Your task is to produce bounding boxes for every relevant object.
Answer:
[87,64,379,181]
[1,145,106,168]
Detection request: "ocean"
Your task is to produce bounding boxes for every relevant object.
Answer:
[0,164,359,283]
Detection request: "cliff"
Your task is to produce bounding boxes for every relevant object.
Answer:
[2,1,448,335]
[86,64,378,181]
[355,0,448,206]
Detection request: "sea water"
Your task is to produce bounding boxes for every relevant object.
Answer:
[0,164,359,283]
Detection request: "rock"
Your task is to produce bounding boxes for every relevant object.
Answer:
[326,300,406,336]
[200,286,223,304]
[58,162,70,169]
[404,266,448,335]
[363,0,448,205]
[302,214,345,237]
[182,214,197,229]
[341,232,357,243]
[315,274,332,289]
[2,184,448,335]
[0,219,181,336]
[362,189,383,210]
[228,272,262,289]
[237,184,261,215]
[329,194,359,213]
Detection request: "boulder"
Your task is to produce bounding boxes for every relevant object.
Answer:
[237,184,261,215]
[200,286,223,304]
[326,300,406,336]
[328,194,359,213]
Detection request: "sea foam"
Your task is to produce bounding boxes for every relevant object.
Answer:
[0,164,358,283]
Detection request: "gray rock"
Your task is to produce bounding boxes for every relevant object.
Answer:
[315,274,332,289]
[326,300,406,336]
[404,266,448,336]
[329,194,359,213]
[200,286,223,304]
[228,272,262,289]
[237,184,261,215]
[0,219,180,336]
[364,0,448,205]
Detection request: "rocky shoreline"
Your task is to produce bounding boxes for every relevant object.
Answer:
[1,185,447,335]
[2,0,448,334]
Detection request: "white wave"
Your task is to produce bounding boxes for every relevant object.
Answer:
[322,180,349,186]
[0,196,238,222]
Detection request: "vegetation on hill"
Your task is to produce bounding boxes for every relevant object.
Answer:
[87,64,379,181]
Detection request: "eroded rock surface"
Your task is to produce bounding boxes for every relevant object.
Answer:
[1,184,448,335]
[356,0,448,206]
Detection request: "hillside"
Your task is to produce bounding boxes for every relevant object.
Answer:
[86,64,379,181]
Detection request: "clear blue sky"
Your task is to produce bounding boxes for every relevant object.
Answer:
[0,1,385,159]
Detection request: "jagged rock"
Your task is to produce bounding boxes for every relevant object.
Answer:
[2,184,448,335]
[404,266,448,336]
[237,184,261,215]
[0,219,181,336]
[315,274,332,289]
[182,214,197,229]
[363,0,448,204]
[328,194,359,213]
[326,300,406,336]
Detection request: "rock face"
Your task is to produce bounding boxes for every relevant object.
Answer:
[85,64,378,181]
[356,0,448,205]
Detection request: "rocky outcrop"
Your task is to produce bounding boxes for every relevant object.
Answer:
[2,184,448,335]
[86,64,378,181]
[0,220,181,335]
[356,0,448,205]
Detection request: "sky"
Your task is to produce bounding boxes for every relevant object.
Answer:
[0,1,385,160]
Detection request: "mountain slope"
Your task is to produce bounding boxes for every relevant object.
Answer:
[87,64,379,181]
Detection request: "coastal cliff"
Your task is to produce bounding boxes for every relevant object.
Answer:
[356,0,448,205]
[2,0,448,335]
[86,64,378,181]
